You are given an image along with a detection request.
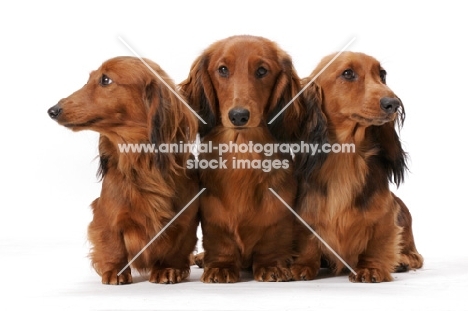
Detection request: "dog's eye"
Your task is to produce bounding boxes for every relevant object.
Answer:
[256,67,268,78]
[99,74,113,86]
[380,69,387,84]
[218,66,229,77]
[342,69,355,80]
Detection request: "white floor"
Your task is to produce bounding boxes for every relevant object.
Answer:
[2,237,466,311]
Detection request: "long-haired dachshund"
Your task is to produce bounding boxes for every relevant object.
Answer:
[293,52,423,283]
[47,56,199,284]
[180,35,325,283]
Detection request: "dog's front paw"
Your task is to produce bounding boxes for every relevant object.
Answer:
[101,269,132,285]
[201,267,239,283]
[349,268,392,283]
[254,266,292,282]
[290,264,319,281]
[149,267,189,284]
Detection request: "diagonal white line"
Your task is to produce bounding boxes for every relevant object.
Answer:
[268,188,357,276]
[268,37,356,125]
[118,36,207,125]
[117,187,206,276]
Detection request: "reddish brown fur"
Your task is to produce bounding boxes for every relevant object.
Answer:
[180,35,324,283]
[48,57,199,284]
[294,52,423,283]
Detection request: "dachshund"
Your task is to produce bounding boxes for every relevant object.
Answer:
[47,56,199,284]
[180,35,326,283]
[293,51,423,283]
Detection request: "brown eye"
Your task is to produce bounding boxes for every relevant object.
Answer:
[380,69,387,84]
[342,69,355,80]
[256,66,268,78]
[218,66,229,77]
[99,74,113,86]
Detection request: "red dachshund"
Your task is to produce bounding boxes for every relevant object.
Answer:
[180,35,325,283]
[48,56,199,284]
[293,52,423,283]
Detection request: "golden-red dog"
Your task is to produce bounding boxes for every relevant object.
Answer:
[47,56,199,284]
[180,35,325,283]
[293,52,423,283]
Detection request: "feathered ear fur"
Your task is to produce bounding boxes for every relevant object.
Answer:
[267,56,306,142]
[289,78,329,180]
[179,54,217,137]
[96,135,114,181]
[369,101,407,186]
[146,69,198,174]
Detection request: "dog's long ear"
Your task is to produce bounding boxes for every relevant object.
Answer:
[96,135,114,181]
[293,78,328,180]
[179,54,217,137]
[267,55,305,142]
[146,67,198,175]
[371,100,407,186]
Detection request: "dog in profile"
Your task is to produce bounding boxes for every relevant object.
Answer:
[180,35,326,283]
[293,52,423,283]
[47,56,199,284]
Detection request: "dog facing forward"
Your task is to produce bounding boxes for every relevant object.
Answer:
[180,35,326,283]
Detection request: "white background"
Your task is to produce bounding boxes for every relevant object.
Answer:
[1,1,467,310]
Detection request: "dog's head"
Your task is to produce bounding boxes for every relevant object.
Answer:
[311,51,404,129]
[180,35,316,143]
[48,56,197,172]
[302,51,407,185]
[48,57,152,138]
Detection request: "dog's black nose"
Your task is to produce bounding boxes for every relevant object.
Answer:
[380,97,400,114]
[48,104,62,119]
[228,108,250,126]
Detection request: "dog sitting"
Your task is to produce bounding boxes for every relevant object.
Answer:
[47,56,199,284]
[180,35,326,283]
[293,52,423,283]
